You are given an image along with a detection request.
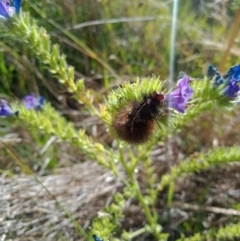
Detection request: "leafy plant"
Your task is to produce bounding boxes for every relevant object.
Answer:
[1,1,240,241]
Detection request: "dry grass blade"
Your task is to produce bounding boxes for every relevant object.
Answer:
[172,202,240,216]
[0,162,122,241]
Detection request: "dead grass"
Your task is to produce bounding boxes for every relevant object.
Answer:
[0,161,122,241]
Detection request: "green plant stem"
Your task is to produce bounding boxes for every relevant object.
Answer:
[119,147,161,239]
[167,181,175,207]
[127,227,146,239]
[12,12,103,120]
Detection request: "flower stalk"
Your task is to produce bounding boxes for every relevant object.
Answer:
[11,12,101,118]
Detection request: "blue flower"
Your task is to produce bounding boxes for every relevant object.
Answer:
[0,99,16,116]
[207,64,240,88]
[13,0,21,13]
[207,64,217,78]
[92,234,103,241]
[0,0,21,19]
[207,64,224,87]
[223,78,239,98]
[214,73,224,87]
[23,94,44,110]
[224,64,240,83]
[207,64,240,98]
[165,76,194,113]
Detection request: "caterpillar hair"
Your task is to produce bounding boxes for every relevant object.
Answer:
[112,91,165,144]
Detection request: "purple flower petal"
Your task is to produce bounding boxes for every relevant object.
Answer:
[165,76,194,113]
[0,0,15,19]
[0,99,14,116]
[223,78,239,98]
[0,0,10,18]
[23,94,44,110]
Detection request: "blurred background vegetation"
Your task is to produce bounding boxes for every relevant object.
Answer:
[1,0,239,97]
[1,0,240,240]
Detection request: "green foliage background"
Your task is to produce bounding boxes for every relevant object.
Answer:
[1,0,239,97]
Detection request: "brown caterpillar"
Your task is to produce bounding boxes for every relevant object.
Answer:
[112,92,165,144]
